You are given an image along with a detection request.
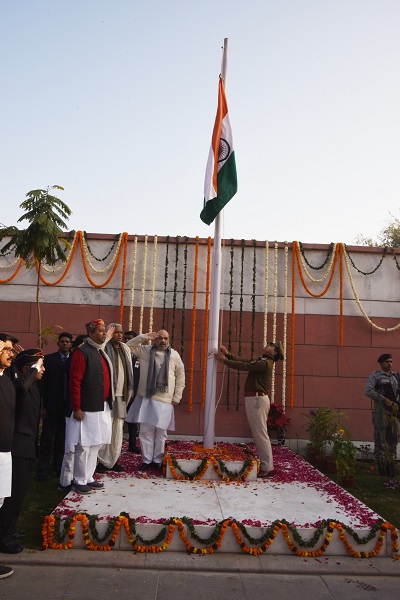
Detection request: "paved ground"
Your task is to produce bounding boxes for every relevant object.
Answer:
[1,550,400,599]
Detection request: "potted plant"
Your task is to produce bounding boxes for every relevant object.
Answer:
[332,429,358,486]
[303,407,343,461]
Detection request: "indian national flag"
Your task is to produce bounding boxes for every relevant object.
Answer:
[200,76,237,225]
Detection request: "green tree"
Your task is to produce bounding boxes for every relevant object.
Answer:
[0,186,72,348]
[354,214,400,247]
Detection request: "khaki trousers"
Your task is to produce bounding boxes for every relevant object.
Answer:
[244,395,274,472]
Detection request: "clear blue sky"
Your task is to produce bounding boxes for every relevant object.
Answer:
[1,1,399,244]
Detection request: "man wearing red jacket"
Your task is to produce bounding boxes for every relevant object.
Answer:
[66,319,113,495]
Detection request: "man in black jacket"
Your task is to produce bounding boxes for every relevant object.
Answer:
[37,332,73,481]
[0,349,44,554]
[0,334,17,576]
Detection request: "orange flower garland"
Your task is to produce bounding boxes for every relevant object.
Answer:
[119,233,128,324]
[42,514,399,558]
[0,258,24,284]
[79,231,127,288]
[163,454,257,482]
[294,241,339,299]
[35,233,79,286]
[188,236,199,412]
[201,236,212,408]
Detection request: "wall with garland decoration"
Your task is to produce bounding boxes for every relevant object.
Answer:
[1,232,399,445]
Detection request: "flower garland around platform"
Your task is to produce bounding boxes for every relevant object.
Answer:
[139,235,148,334]
[148,235,158,332]
[128,236,137,330]
[201,236,212,408]
[344,244,387,275]
[41,514,399,558]
[188,236,199,412]
[180,236,189,358]
[162,235,169,328]
[163,453,257,482]
[171,236,180,346]
[343,245,400,332]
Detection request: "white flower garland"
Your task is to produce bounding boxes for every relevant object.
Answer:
[343,246,400,332]
[41,231,79,273]
[0,255,20,270]
[139,235,148,334]
[282,242,289,409]
[298,242,337,283]
[148,236,158,332]
[263,240,269,346]
[128,236,138,330]
[81,233,123,274]
[271,241,279,402]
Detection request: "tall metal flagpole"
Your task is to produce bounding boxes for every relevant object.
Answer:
[203,38,229,449]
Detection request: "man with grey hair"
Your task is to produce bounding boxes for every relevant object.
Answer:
[96,323,133,473]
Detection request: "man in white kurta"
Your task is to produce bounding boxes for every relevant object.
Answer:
[125,330,185,470]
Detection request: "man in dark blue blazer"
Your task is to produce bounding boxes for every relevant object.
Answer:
[37,332,73,481]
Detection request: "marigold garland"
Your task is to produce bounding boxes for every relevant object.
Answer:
[128,236,138,330]
[343,246,400,332]
[188,236,199,412]
[180,236,189,358]
[263,240,269,346]
[164,453,257,482]
[171,236,180,346]
[35,232,79,286]
[79,231,125,288]
[299,242,335,270]
[81,232,123,274]
[251,239,257,359]
[344,244,387,275]
[83,231,119,262]
[290,242,296,409]
[139,235,148,334]
[294,241,339,298]
[201,236,212,408]
[41,513,399,558]
[236,239,245,411]
[0,258,24,284]
[282,243,289,409]
[148,236,158,332]
[162,236,170,328]
[118,233,128,325]
[298,242,337,283]
[41,231,78,274]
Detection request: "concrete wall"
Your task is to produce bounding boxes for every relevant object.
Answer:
[1,234,398,444]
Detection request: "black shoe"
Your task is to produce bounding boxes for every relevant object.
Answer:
[0,541,23,554]
[128,446,141,454]
[152,462,162,471]
[109,463,124,473]
[0,565,13,579]
[138,462,152,470]
[95,462,110,474]
[57,483,72,493]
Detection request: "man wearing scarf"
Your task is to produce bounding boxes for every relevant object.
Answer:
[66,319,113,494]
[96,323,133,473]
[125,330,185,470]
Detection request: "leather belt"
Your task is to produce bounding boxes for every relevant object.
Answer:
[245,391,266,397]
